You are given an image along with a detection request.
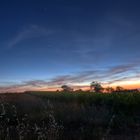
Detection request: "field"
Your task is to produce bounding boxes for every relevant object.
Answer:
[0,91,140,140]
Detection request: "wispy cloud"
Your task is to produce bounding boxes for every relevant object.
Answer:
[0,63,140,93]
[7,25,51,49]
[108,63,137,75]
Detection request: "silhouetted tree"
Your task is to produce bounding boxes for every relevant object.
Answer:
[61,85,73,92]
[74,89,83,93]
[106,87,114,93]
[90,81,103,93]
[116,86,124,92]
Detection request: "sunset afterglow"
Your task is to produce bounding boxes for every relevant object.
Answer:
[0,0,140,93]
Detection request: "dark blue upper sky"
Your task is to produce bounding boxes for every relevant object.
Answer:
[0,0,140,91]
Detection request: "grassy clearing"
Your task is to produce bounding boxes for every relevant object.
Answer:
[0,92,140,140]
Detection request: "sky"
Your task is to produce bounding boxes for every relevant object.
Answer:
[0,0,140,92]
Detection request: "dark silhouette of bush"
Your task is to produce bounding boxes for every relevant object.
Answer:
[90,81,103,93]
[61,85,73,92]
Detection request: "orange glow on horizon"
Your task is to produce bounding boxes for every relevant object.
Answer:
[0,81,140,93]
[39,83,140,92]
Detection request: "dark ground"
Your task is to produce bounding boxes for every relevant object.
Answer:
[0,92,140,140]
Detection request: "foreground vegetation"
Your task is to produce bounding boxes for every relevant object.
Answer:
[0,91,140,140]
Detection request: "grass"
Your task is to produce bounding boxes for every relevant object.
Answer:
[0,91,140,139]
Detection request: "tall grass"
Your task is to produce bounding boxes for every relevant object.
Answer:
[0,92,140,139]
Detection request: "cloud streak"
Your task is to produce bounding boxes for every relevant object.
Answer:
[0,63,140,93]
[7,25,51,49]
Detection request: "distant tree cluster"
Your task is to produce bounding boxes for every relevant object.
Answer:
[61,85,73,92]
[106,87,114,93]
[60,81,139,94]
[90,81,103,93]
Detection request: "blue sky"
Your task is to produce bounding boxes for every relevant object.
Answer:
[0,0,140,92]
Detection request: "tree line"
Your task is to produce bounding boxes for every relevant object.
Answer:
[61,81,139,93]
